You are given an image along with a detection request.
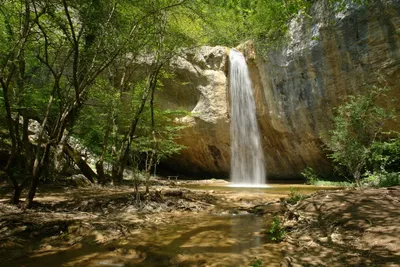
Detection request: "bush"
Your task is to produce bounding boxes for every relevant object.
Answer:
[363,171,400,187]
[268,216,286,242]
[326,86,396,186]
[301,167,354,187]
[302,167,320,185]
[286,188,309,204]
[249,258,262,267]
[368,132,400,173]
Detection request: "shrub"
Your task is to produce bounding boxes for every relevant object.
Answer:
[249,258,262,267]
[286,188,309,205]
[326,86,396,186]
[268,216,286,242]
[301,167,355,187]
[301,167,320,185]
[368,132,400,173]
[363,171,400,187]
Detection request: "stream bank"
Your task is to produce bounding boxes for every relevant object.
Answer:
[0,178,288,267]
[1,179,399,266]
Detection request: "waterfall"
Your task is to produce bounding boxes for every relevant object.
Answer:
[229,49,266,186]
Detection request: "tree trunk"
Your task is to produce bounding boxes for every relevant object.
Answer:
[12,185,22,205]
[1,82,21,204]
[112,65,162,184]
[96,114,112,184]
[1,83,17,171]
[63,143,97,183]
[354,169,361,187]
[146,74,158,193]
[25,144,51,208]
[22,115,32,169]
[96,160,106,184]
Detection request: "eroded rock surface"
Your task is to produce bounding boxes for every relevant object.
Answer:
[247,0,400,178]
[161,0,400,179]
[158,46,231,176]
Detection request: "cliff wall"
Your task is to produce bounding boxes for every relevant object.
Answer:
[160,0,400,179]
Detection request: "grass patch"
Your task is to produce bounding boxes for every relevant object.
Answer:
[310,180,354,187]
[302,167,354,187]
[286,188,309,205]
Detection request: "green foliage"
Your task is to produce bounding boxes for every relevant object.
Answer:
[196,0,312,48]
[311,180,354,187]
[196,0,371,49]
[368,132,400,172]
[249,258,262,267]
[363,170,400,187]
[287,188,309,204]
[329,0,370,13]
[302,167,320,185]
[268,216,286,242]
[131,106,188,163]
[326,86,396,185]
[301,167,354,187]
[250,0,311,50]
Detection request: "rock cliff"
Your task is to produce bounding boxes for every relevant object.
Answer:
[160,0,400,179]
[158,47,231,177]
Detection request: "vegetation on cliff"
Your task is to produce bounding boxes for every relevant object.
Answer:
[0,0,397,207]
[0,1,399,266]
[0,0,207,207]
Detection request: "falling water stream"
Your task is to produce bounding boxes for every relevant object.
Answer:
[229,49,266,186]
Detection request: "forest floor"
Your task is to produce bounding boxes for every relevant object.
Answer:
[1,178,399,266]
[281,186,400,267]
[0,178,285,266]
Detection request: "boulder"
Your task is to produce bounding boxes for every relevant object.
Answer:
[69,174,93,187]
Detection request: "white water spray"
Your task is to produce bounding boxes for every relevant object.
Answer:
[229,49,266,186]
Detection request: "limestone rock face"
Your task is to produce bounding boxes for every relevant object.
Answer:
[161,0,400,179]
[158,46,231,176]
[246,0,400,178]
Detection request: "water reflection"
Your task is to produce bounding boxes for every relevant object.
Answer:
[135,214,280,267]
[13,214,282,267]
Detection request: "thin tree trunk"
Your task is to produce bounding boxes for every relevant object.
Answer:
[1,81,21,204]
[146,80,158,194]
[14,113,22,154]
[63,144,97,183]
[22,115,32,170]
[96,113,112,184]
[25,82,58,208]
[1,83,17,171]
[12,185,22,205]
[25,143,50,208]
[112,65,162,184]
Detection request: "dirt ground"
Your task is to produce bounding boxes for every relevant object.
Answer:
[282,187,400,267]
[0,178,284,266]
[1,179,399,266]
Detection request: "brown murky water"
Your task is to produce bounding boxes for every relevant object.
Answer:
[12,214,280,267]
[8,184,340,267]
